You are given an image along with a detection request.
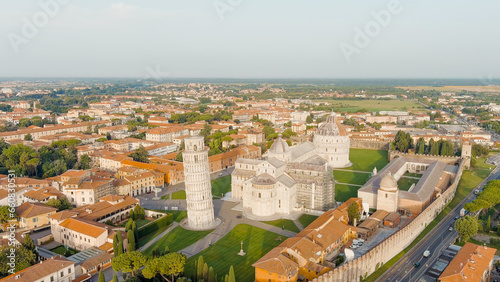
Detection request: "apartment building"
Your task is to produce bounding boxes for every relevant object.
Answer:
[0,256,75,282]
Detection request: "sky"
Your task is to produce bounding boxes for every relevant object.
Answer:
[1,0,499,79]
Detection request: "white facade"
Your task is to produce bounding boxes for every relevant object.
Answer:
[183,136,217,230]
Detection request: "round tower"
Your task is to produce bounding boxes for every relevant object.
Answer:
[182,136,218,230]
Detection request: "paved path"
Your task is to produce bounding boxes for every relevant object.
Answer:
[294,219,304,231]
[178,200,297,258]
[137,222,179,252]
[336,182,362,187]
[333,168,371,174]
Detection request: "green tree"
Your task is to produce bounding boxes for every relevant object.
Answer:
[228,266,235,282]
[113,234,120,255]
[415,137,425,154]
[486,215,491,233]
[142,252,186,282]
[127,230,136,252]
[111,251,147,277]
[117,241,124,256]
[347,202,361,226]
[129,145,149,163]
[0,206,15,224]
[175,152,183,162]
[208,266,215,282]
[98,270,105,282]
[455,215,480,242]
[429,138,439,155]
[197,256,204,281]
[306,115,313,123]
[0,245,36,277]
[200,124,212,138]
[24,133,33,141]
[203,263,209,280]
[78,154,91,170]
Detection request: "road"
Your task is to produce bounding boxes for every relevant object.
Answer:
[378,161,500,282]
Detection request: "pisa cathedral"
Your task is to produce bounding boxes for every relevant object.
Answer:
[231,113,351,218]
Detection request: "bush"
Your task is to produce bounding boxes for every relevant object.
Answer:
[137,213,173,239]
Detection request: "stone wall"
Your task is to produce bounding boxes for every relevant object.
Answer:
[389,150,461,165]
[350,139,390,150]
[313,160,465,282]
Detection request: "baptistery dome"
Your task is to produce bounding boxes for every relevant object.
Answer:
[379,174,398,192]
[317,112,348,137]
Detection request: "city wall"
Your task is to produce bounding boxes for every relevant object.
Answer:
[388,150,461,165]
[313,159,465,282]
[350,139,390,150]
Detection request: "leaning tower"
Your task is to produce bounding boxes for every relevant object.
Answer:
[182,136,218,230]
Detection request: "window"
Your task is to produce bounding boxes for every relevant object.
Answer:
[33,217,38,223]
[386,193,388,198]
[68,268,71,273]
[60,271,64,277]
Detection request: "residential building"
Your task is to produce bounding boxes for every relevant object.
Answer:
[16,202,57,229]
[439,243,496,282]
[0,256,75,282]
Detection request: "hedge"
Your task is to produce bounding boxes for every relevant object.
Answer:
[137,213,174,238]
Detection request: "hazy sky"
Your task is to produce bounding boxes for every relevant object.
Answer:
[1,0,499,79]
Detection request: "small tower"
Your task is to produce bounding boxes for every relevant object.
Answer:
[183,136,218,230]
[461,141,472,169]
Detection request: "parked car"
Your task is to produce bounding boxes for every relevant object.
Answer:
[414,262,420,267]
[449,227,453,231]
[423,250,430,258]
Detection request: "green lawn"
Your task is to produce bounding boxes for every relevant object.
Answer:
[50,246,78,257]
[185,224,285,282]
[334,170,370,185]
[366,157,493,281]
[138,224,172,248]
[136,219,153,228]
[262,219,300,233]
[298,214,319,228]
[316,99,424,113]
[172,190,186,199]
[212,175,231,197]
[344,148,389,172]
[335,184,360,202]
[161,194,170,200]
[143,226,213,256]
[153,210,187,223]
[397,177,420,191]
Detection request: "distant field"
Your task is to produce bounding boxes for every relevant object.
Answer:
[316,99,424,112]
[172,190,186,199]
[396,85,500,93]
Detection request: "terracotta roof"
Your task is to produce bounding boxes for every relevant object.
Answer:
[439,242,496,281]
[0,256,73,282]
[59,218,108,238]
[23,186,64,201]
[15,202,57,218]
[80,252,113,270]
[49,210,79,222]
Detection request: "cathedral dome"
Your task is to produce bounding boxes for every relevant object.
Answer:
[269,135,289,154]
[379,174,398,192]
[317,112,348,137]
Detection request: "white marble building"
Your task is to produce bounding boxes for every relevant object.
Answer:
[183,136,218,230]
[232,113,349,218]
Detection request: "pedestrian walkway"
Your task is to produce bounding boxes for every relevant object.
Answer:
[137,222,179,252]
[333,168,371,173]
[294,219,304,231]
[336,182,362,187]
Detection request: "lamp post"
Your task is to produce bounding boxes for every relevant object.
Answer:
[238,241,246,256]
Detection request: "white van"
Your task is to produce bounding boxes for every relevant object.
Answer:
[423,250,430,258]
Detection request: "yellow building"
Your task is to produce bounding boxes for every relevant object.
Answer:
[16,202,58,229]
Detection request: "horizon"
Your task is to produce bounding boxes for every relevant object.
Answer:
[2,0,500,78]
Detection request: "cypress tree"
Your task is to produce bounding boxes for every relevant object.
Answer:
[127,230,136,251]
[98,270,105,282]
[208,267,215,282]
[117,241,124,256]
[203,263,209,281]
[228,266,235,282]
[197,256,204,281]
[113,234,119,255]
